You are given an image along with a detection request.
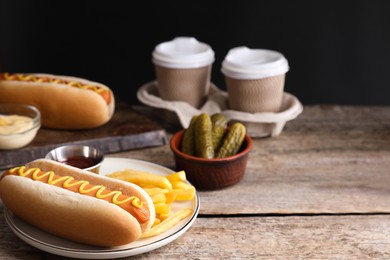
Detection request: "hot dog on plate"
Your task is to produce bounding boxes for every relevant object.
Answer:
[0,159,156,247]
[0,73,115,129]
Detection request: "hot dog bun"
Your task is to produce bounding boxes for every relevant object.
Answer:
[0,73,115,129]
[0,159,155,247]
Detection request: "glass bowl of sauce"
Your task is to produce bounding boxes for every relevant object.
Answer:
[45,145,104,173]
[0,103,41,150]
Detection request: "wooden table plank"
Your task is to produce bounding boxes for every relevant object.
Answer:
[138,215,390,260]
[201,150,390,214]
[107,105,390,215]
[1,210,389,259]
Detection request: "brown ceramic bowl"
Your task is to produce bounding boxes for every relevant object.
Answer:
[170,129,253,190]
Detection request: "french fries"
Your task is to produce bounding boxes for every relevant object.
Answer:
[154,202,171,215]
[167,187,196,201]
[141,208,193,238]
[166,170,186,183]
[107,170,173,190]
[106,168,196,238]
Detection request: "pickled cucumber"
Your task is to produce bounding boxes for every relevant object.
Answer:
[194,113,214,159]
[181,115,199,156]
[216,122,246,158]
[211,113,228,152]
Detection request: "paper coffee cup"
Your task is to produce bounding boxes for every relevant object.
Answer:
[221,46,289,113]
[152,37,215,108]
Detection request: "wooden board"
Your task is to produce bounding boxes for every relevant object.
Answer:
[0,101,167,170]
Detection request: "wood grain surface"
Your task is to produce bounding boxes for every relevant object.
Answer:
[1,214,389,259]
[1,104,389,259]
[110,105,390,215]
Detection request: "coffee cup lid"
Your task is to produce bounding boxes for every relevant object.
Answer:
[152,37,215,69]
[221,46,289,79]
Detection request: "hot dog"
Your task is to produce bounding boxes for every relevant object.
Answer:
[0,73,115,129]
[0,159,156,247]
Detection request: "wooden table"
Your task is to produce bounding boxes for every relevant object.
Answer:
[1,105,390,259]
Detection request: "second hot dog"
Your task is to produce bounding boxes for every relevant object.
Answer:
[0,73,115,129]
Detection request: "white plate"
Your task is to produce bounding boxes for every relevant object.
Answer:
[3,157,200,259]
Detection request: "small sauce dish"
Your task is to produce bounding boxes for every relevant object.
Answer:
[0,103,41,150]
[45,145,104,174]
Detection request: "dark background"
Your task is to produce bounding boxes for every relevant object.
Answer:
[1,0,390,106]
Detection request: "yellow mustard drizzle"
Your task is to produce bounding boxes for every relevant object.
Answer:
[79,85,105,93]
[18,74,35,81]
[0,73,105,94]
[9,166,143,208]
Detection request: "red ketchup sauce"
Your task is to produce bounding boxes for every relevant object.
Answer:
[61,156,99,169]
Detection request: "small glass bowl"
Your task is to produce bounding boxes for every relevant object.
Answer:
[0,103,41,150]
